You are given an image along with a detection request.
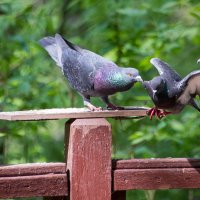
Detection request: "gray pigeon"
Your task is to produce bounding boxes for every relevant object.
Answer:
[143,58,200,119]
[39,34,142,111]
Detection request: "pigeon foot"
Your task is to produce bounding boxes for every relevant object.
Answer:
[107,103,124,110]
[87,104,102,111]
[157,110,172,119]
[84,100,103,111]
[147,107,172,119]
[87,104,103,111]
[147,107,163,120]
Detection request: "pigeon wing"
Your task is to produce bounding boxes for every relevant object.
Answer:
[55,34,118,94]
[150,58,181,81]
[53,34,96,93]
[177,70,200,105]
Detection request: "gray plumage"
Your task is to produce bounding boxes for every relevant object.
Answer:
[39,34,142,110]
[143,58,200,117]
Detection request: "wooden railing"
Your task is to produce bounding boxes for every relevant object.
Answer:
[0,108,200,199]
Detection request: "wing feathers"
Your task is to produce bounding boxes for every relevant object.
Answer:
[150,58,181,81]
[178,72,200,104]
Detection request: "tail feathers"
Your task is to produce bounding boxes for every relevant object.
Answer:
[54,34,69,67]
[39,36,62,67]
[55,33,79,52]
[39,34,80,69]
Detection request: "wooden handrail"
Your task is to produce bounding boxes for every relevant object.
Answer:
[0,110,199,200]
[0,107,147,121]
[1,159,200,198]
[0,163,68,198]
[113,159,200,191]
[112,158,200,169]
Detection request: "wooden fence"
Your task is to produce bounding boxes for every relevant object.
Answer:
[0,108,200,199]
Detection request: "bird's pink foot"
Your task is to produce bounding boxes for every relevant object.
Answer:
[147,108,172,119]
[85,103,102,111]
[147,107,163,120]
[88,105,103,111]
[157,110,172,119]
[107,103,124,110]
[84,100,103,111]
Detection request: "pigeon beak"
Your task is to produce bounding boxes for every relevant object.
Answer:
[197,58,200,64]
[135,75,143,82]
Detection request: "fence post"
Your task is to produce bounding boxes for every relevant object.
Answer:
[66,118,112,200]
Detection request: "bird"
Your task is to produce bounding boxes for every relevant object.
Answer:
[39,34,142,111]
[143,58,200,119]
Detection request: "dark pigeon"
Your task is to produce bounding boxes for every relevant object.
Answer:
[39,34,142,111]
[143,58,200,119]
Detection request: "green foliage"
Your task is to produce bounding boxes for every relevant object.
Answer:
[1,0,200,199]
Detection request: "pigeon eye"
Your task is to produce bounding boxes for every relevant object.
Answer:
[127,73,132,77]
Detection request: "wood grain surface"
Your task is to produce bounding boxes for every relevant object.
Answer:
[67,118,112,200]
[0,107,148,121]
[0,163,68,198]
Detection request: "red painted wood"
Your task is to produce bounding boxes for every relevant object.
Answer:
[113,158,200,169]
[114,168,200,190]
[0,174,68,198]
[67,118,112,200]
[0,163,65,177]
[112,191,126,200]
[65,119,75,164]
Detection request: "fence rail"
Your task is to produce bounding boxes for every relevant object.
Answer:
[0,163,68,198]
[0,108,199,200]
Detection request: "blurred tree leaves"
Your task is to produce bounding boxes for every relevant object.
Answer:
[1,0,200,199]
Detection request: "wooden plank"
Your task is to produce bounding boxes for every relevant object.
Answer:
[0,174,68,198]
[113,158,200,169]
[0,107,148,121]
[67,118,112,200]
[114,168,200,191]
[0,163,65,177]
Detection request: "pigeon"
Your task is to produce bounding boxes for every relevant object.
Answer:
[143,58,200,119]
[39,34,142,111]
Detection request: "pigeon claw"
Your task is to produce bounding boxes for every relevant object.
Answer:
[147,107,163,120]
[84,100,103,111]
[87,104,103,111]
[107,103,124,110]
[158,110,172,119]
[147,107,172,119]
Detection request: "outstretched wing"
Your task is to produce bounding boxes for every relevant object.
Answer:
[177,70,200,105]
[150,58,181,82]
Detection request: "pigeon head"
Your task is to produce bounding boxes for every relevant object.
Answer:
[143,76,167,100]
[197,58,200,64]
[94,67,142,95]
[151,76,166,94]
[121,67,143,83]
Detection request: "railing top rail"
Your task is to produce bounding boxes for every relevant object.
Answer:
[0,107,148,121]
